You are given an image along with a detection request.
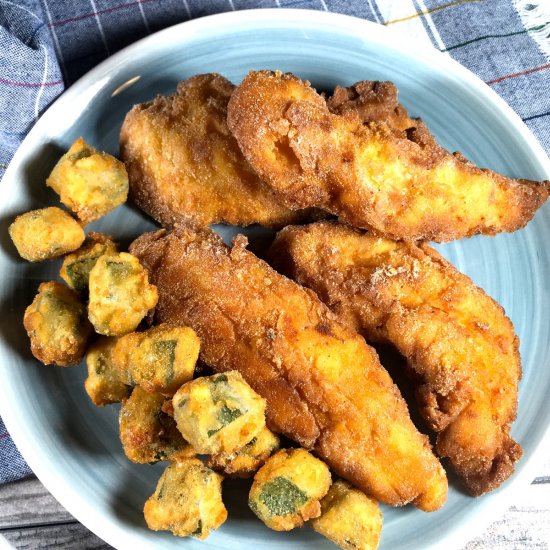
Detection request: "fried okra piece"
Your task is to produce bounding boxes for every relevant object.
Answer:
[9,207,85,262]
[84,336,131,406]
[144,459,227,539]
[207,426,280,478]
[249,448,331,531]
[311,480,383,550]
[172,371,266,455]
[60,233,117,294]
[88,252,158,336]
[120,386,195,463]
[23,281,92,366]
[46,137,128,224]
[112,324,199,395]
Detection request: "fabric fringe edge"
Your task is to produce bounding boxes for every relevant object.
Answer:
[513,0,550,61]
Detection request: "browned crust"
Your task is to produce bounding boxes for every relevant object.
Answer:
[327,80,417,134]
[228,70,549,242]
[130,225,448,511]
[268,221,523,495]
[23,281,92,366]
[120,73,323,229]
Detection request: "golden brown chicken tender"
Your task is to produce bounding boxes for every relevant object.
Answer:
[207,426,280,478]
[120,386,195,463]
[60,233,117,294]
[327,80,417,133]
[23,281,92,366]
[227,70,549,242]
[9,207,85,262]
[143,459,227,539]
[46,137,128,224]
[88,252,158,336]
[249,448,331,531]
[130,226,447,511]
[84,336,131,406]
[311,480,382,550]
[172,371,266,455]
[119,73,321,229]
[269,221,522,495]
[112,323,199,395]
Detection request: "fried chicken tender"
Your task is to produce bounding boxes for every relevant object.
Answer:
[327,80,415,133]
[227,70,549,242]
[269,221,523,495]
[120,73,320,229]
[130,225,447,511]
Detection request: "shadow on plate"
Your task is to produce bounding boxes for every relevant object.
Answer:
[0,269,40,357]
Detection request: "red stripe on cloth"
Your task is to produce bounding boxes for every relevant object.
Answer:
[0,78,63,88]
[487,63,550,85]
[48,0,159,27]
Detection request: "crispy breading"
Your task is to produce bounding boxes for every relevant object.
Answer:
[46,137,128,225]
[207,426,280,478]
[120,386,195,464]
[311,480,382,550]
[227,70,549,242]
[9,207,85,262]
[119,73,321,229]
[23,281,92,367]
[248,448,331,531]
[130,225,447,511]
[269,221,523,495]
[327,80,415,133]
[85,336,131,406]
[143,459,226,539]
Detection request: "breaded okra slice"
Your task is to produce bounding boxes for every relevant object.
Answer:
[207,426,280,478]
[144,459,227,539]
[120,386,195,463]
[249,448,331,531]
[84,336,131,406]
[60,232,117,294]
[311,480,383,550]
[88,252,158,336]
[23,281,92,366]
[172,371,266,455]
[112,323,199,395]
[9,207,85,262]
[46,137,128,224]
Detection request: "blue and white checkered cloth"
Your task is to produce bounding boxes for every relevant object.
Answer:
[1,0,549,483]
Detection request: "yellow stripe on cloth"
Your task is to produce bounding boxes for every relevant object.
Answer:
[385,0,480,26]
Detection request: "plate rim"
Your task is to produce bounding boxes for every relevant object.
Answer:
[1,8,550,550]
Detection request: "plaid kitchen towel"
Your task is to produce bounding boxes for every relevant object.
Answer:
[0,0,549,481]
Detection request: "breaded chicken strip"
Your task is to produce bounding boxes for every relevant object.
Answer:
[327,80,415,133]
[130,226,447,511]
[228,71,549,242]
[269,221,522,495]
[120,74,320,229]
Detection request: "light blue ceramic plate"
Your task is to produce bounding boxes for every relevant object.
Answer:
[1,9,549,550]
